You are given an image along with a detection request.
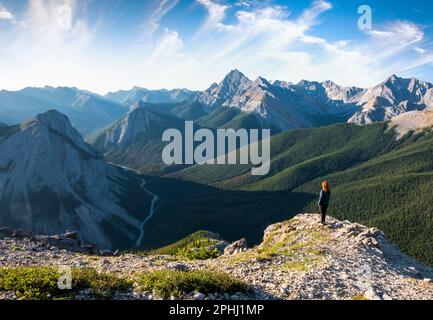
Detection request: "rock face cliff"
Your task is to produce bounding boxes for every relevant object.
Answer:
[1,214,432,300]
[0,110,150,249]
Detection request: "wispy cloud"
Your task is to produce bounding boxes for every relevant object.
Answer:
[196,0,230,32]
[0,3,15,21]
[0,0,432,93]
[145,0,180,37]
[0,0,99,91]
[101,0,433,91]
[298,0,332,26]
[415,47,427,55]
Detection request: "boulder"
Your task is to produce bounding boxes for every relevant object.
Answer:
[11,229,33,238]
[193,292,206,300]
[205,240,229,254]
[224,238,248,255]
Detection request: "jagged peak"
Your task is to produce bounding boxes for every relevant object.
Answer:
[226,69,247,77]
[24,109,71,129]
[297,79,321,87]
[206,82,219,91]
[321,80,337,87]
[254,76,272,87]
[273,80,293,88]
[381,74,407,88]
[21,110,94,155]
[387,74,401,82]
[221,69,251,84]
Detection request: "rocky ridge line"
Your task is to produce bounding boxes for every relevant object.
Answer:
[1,214,432,300]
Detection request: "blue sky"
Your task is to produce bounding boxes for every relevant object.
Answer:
[0,0,433,94]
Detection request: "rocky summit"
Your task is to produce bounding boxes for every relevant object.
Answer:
[1,214,432,300]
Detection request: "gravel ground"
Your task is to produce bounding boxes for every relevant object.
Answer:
[1,214,432,300]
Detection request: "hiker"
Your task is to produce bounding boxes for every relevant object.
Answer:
[318,180,331,224]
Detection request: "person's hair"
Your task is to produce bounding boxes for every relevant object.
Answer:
[322,180,330,193]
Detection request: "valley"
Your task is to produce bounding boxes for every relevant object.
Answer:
[135,178,159,248]
[2,0,433,302]
[1,70,433,270]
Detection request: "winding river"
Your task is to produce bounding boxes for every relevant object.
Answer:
[134,178,159,247]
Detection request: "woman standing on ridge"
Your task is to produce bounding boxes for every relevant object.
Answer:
[318,180,331,224]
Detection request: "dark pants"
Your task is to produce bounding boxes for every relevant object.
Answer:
[319,205,328,223]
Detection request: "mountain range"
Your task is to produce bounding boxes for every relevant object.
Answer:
[2,71,433,137]
[183,70,431,132]
[0,86,128,135]
[105,87,194,106]
[0,86,194,135]
[2,71,433,268]
[81,71,433,175]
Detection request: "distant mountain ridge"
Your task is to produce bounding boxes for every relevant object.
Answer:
[348,75,433,125]
[105,87,195,106]
[84,71,433,176]
[191,70,433,132]
[2,72,432,137]
[0,86,127,135]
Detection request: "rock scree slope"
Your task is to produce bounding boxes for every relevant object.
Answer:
[1,214,432,300]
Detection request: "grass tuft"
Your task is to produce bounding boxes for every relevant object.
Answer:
[136,270,248,299]
[0,267,132,300]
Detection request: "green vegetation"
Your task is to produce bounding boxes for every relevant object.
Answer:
[145,231,222,260]
[178,122,395,187]
[229,221,327,270]
[199,108,263,132]
[0,267,248,300]
[91,113,433,267]
[164,123,433,267]
[0,267,131,300]
[136,270,248,298]
[176,246,220,260]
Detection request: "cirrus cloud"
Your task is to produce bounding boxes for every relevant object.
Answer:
[0,3,14,21]
[0,0,432,94]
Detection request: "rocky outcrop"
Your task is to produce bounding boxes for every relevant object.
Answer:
[0,227,100,254]
[1,214,432,300]
[212,214,433,300]
[224,239,248,255]
[206,240,229,254]
[389,108,433,139]
[348,75,433,125]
